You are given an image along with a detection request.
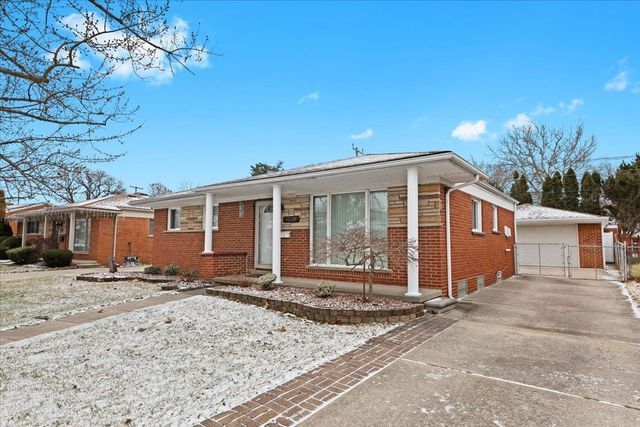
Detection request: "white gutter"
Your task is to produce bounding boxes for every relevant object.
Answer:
[112,214,119,259]
[445,175,480,299]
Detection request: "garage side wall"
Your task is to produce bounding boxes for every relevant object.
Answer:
[577,223,604,268]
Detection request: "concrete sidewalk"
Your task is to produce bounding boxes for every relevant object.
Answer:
[0,289,203,345]
[303,276,640,426]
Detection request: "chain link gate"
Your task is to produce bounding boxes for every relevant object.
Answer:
[515,242,628,281]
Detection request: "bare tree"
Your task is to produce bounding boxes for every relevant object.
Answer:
[315,226,418,302]
[470,158,513,191]
[48,166,124,203]
[148,182,172,197]
[489,122,597,198]
[0,0,210,200]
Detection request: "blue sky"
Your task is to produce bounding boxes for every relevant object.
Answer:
[103,1,639,192]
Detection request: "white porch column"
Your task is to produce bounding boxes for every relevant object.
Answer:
[67,212,76,252]
[203,192,214,254]
[272,184,282,283]
[21,220,27,247]
[405,167,421,297]
[43,216,48,239]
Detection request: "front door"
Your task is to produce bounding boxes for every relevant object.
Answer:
[255,201,273,268]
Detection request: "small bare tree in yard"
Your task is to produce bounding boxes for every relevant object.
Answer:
[315,226,418,302]
[489,122,597,198]
[1,0,210,201]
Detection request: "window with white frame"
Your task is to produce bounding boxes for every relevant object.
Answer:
[492,205,499,232]
[26,220,40,234]
[472,199,482,232]
[73,218,90,252]
[203,205,219,230]
[312,190,388,267]
[168,208,181,230]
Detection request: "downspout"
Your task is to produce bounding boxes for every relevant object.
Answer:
[112,214,119,259]
[445,175,480,299]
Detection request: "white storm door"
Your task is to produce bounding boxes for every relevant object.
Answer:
[255,201,273,267]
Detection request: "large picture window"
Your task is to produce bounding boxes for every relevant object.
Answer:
[26,221,40,234]
[312,190,388,267]
[73,218,90,252]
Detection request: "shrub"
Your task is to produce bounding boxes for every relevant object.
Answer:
[144,265,161,275]
[0,236,22,260]
[315,281,336,298]
[41,249,73,267]
[0,222,12,239]
[6,247,39,265]
[258,272,277,290]
[182,269,199,282]
[163,264,180,276]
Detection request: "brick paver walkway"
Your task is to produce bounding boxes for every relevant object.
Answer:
[197,315,457,427]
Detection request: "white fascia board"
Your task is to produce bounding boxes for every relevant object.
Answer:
[517,218,608,226]
[459,183,515,211]
[118,209,155,219]
[134,195,205,209]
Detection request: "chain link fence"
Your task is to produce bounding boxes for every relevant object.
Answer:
[515,242,628,281]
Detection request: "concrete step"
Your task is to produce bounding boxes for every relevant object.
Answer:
[424,297,457,314]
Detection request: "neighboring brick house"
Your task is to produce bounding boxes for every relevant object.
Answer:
[132,152,517,299]
[6,203,52,236]
[9,194,154,266]
[515,204,609,269]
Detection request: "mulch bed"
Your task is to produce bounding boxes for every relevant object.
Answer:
[207,285,423,324]
[76,272,176,283]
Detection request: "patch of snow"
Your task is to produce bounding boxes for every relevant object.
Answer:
[613,281,640,318]
[0,295,394,425]
[0,275,167,330]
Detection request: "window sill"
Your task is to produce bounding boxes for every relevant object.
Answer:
[471,230,485,236]
[164,229,202,233]
[306,264,393,274]
[492,230,501,235]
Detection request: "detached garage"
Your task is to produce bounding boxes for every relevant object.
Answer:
[516,204,609,272]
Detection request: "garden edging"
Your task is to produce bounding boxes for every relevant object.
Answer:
[206,288,424,324]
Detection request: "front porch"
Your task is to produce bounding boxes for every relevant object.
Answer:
[211,274,443,302]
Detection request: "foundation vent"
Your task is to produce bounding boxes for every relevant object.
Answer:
[457,280,468,298]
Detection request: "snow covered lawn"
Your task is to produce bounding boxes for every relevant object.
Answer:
[0,295,394,426]
[0,275,166,330]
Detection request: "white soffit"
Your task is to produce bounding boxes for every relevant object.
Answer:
[460,184,515,211]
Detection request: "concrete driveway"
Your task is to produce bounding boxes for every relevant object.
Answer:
[303,276,640,426]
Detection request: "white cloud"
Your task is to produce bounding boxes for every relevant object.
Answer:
[298,92,320,104]
[60,14,207,85]
[350,129,374,140]
[531,104,556,116]
[604,71,629,92]
[504,113,532,129]
[450,120,487,141]
[560,98,584,112]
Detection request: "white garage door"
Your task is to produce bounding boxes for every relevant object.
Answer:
[517,224,580,267]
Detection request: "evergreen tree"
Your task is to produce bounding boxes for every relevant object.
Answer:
[562,168,579,211]
[509,171,533,204]
[540,176,555,207]
[551,171,564,208]
[603,154,640,238]
[580,171,602,214]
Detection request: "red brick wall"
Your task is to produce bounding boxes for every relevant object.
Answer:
[577,223,604,268]
[448,190,515,297]
[151,202,254,277]
[115,216,153,265]
[149,186,516,298]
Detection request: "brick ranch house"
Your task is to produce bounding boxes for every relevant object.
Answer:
[515,204,609,269]
[8,193,154,266]
[133,151,517,299]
